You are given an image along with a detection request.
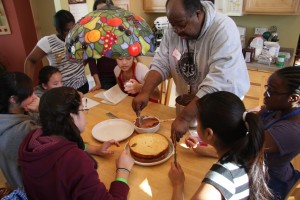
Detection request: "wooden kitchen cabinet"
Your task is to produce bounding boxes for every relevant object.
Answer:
[143,0,166,13]
[293,34,300,66]
[244,0,300,15]
[243,69,272,109]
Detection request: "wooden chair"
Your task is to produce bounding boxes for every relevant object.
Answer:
[291,154,300,171]
[159,78,173,106]
[285,179,300,200]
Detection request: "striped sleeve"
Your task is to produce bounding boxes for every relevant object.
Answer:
[203,160,249,200]
[203,163,235,199]
[42,35,87,89]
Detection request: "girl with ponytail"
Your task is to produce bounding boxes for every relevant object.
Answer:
[168,91,272,200]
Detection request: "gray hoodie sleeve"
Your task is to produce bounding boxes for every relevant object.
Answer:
[149,30,172,81]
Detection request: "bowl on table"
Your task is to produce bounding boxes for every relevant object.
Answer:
[133,116,160,133]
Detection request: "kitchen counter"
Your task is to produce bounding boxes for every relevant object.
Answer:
[138,55,286,73]
[246,62,284,73]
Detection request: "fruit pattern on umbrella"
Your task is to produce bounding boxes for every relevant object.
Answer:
[65,8,155,61]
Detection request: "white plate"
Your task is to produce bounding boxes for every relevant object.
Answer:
[92,119,134,142]
[125,139,174,166]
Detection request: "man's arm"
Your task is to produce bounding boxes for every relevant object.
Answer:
[132,70,162,113]
[172,97,199,141]
[141,70,162,95]
[24,46,47,79]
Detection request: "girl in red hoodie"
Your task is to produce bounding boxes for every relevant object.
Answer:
[19,87,134,200]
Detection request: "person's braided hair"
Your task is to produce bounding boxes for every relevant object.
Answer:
[276,66,300,95]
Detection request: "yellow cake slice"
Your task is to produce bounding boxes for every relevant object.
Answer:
[128,133,169,160]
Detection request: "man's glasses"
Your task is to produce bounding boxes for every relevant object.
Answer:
[264,85,290,98]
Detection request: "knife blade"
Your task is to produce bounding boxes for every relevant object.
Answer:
[172,133,177,166]
[137,111,143,126]
[106,112,118,119]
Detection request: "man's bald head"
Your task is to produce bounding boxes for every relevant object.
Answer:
[166,0,203,17]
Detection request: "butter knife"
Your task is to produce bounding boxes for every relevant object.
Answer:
[106,112,118,119]
[137,111,143,126]
[172,133,177,166]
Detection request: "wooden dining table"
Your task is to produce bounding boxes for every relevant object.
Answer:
[82,91,217,200]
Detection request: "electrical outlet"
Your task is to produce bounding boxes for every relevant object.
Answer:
[254,27,268,36]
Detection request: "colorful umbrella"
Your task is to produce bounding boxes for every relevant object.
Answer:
[65,4,155,61]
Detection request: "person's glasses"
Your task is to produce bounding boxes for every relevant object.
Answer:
[264,85,290,98]
[78,108,89,114]
[172,23,188,33]
[171,13,197,33]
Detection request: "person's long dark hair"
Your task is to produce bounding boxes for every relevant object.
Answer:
[39,87,83,148]
[0,72,33,114]
[54,10,75,39]
[39,87,98,168]
[93,0,114,11]
[197,91,272,200]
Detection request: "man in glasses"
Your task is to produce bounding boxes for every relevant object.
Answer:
[132,0,250,140]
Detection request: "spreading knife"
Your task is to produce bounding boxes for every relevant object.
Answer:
[172,133,177,166]
[137,110,143,126]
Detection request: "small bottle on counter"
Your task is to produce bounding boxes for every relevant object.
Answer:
[242,47,255,63]
[276,54,286,67]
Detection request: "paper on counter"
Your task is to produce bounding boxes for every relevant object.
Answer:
[82,97,100,109]
[93,84,128,105]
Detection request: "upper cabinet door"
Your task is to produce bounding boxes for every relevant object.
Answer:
[244,0,300,15]
[143,0,167,13]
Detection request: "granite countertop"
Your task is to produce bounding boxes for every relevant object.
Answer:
[246,60,292,72]
[246,62,281,72]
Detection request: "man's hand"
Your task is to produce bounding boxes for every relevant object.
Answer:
[132,91,150,115]
[171,116,189,142]
[172,97,199,142]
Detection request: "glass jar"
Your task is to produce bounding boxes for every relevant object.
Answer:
[276,54,286,67]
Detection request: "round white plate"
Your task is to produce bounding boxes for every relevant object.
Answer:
[92,119,134,142]
[125,139,174,166]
